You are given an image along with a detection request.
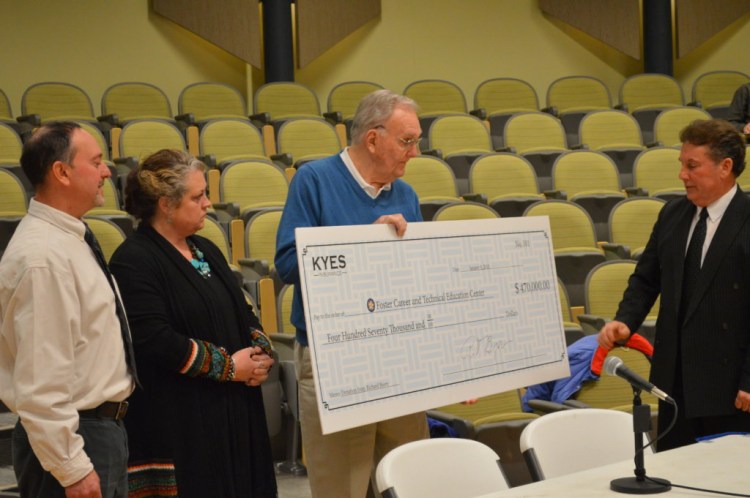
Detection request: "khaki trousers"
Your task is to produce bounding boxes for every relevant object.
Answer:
[295,343,429,498]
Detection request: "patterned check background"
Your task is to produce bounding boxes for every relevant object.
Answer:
[296,217,569,434]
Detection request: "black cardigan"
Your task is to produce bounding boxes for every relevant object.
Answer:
[110,223,276,498]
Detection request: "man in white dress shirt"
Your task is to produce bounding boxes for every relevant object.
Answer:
[0,122,134,497]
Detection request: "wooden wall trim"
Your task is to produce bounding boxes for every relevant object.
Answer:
[153,0,262,68]
[676,0,750,58]
[539,0,640,60]
[296,0,381,69]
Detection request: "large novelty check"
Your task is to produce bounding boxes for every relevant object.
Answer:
[296,216,569,434]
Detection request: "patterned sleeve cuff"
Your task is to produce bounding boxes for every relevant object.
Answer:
[179,339,235,382]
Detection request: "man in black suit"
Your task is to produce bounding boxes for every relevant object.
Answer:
[598,119,750,451]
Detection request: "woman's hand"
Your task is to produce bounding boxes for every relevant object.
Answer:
[231,346,275,386]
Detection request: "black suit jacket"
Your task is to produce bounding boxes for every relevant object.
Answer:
[616,187,750,418]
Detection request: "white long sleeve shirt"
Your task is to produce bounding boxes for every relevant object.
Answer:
[0,199,133,487]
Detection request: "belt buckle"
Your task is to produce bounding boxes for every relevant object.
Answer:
[115,401,129,420]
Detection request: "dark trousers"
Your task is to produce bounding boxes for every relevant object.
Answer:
[12,418,128,498]
[656,382,750,452]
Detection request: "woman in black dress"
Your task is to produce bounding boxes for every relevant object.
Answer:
[110,149,277,497]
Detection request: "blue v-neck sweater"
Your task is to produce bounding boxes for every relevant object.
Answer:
[274,154,422,346]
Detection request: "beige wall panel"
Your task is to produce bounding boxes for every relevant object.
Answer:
[539,0,640,59]
[0,1,248,115]
[153,0,262,68]
[676,0,750,58]
[4,0,750,119]
[296,0,381,68]
[295,0,641,108]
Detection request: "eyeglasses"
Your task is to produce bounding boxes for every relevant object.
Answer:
[374,125,420,149]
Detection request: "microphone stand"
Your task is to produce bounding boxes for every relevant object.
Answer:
[610,388,671,494]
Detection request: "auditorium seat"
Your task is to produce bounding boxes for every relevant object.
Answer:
[432,201,498,221]
[274,117,342,168]
[545,75,611,147]
[577,109,645,188]
[426,114,495,194]
[219,160,288,224]
[503,112,568,191]
[474,78,540,149]
[523,200,605,307]
[576,261,658,341]
[82,216,127,262]
[238,208,284,303]
[115,119,187,169]
[198,118,269,169]
[602,197,665,260]
[551,150,626,242]
[400,155,462,220]
[327,81,384,143]
[632,147,684,201]
[20,82,98,126]
[691,70,750,120]
[468,153,545,218]
[652,106,712,147]
[403,79,469,147]
[100,82,173,127]
[618,73,684,144]
[178,81,249,123]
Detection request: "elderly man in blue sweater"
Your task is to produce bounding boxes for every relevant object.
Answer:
[275,89,428,497]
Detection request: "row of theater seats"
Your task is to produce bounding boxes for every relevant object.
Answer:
[1,72,740,211]
[0,141,693,311]
[2,70,746,138]
[2,70,745,155]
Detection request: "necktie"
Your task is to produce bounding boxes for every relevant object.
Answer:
[681,207,709,318]
[84,224,141,387]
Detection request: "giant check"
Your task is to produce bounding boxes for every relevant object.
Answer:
[296,216,569,434]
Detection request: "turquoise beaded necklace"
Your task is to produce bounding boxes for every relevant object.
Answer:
[188,241,212,278]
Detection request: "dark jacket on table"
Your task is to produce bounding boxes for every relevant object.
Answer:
[615,188,750,419]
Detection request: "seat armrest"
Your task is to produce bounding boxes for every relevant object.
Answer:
[237,258,270,279]
[461,193,487,204]
[198,154,217,169]
[270,153,293,167]
[542,190,566,200]
[601,242,631,260]
[614,103,629,112]
[174,112,196,126]
[541,105,559,117]
[577,314,607,334]
[570,143,588,150]
[469,108,487,120]
[562,399,591,408]
[494,146,515,153]
[113,156,139,170]
[322,111,342,124]
[97,113,120,127]
[211,202,240,220]
[249,112,271,126]
[687,100,702,108]
[526,399,575,414]
[624,187,647,197]
[421,148,442,158]
[17,114,41,127]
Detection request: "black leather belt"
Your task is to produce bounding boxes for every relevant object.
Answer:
[78,401,129,420]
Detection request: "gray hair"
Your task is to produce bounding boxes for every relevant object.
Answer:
[349,89,419,145]
[124,149,206,221]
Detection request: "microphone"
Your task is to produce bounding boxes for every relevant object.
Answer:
[603,356,674,404]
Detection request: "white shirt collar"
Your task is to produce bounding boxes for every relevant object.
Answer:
[703,183,737,222]
[340,148,392,199]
